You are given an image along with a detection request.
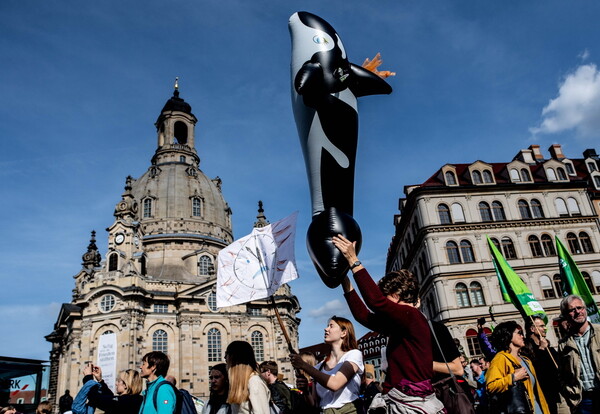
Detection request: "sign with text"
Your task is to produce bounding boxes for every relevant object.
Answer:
[97,333,117,393]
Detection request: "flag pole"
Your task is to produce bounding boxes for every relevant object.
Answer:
[253,236,297,354]
[528,315,558,369]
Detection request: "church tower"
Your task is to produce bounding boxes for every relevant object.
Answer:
[46,84,301,405]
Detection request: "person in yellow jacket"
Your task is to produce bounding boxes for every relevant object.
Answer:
[486,321,549,414]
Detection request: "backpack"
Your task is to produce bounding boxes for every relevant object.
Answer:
[152,380,199,414]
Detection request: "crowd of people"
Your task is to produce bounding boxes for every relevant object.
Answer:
[3,235,600,414]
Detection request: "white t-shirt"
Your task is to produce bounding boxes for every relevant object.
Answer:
[315,349,364,409]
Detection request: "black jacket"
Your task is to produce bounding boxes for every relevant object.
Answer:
[83,375,143,414]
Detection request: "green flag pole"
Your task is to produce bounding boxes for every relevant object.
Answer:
[556,236,600,323]
[486,236,547,323]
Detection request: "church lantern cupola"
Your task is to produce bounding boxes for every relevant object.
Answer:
[153,78,200,167]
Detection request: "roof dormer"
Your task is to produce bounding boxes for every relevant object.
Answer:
[468,161,495,185]
[506,160,533,183]
[441,164,459,186]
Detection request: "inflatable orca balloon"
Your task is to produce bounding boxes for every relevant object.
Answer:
[289,11,393,288]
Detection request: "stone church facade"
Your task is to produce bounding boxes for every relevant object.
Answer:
[45,86,301,404]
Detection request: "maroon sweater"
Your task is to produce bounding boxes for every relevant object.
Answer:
[344,268,433,393]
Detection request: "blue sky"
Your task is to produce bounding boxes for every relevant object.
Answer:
[2,0,600,361]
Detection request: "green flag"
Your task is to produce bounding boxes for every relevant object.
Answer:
[486,236,547,323]
[556,236,600,323]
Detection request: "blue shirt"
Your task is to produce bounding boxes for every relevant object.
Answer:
[139,376,176,414]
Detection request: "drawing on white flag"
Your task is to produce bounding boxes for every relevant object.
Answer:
[217,211,298,308]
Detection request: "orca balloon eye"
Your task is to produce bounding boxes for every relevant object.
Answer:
[313,35,329,45]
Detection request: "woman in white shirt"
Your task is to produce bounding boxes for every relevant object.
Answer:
[291,316,364,414]
[226,341,270,414]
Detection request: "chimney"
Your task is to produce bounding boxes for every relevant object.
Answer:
[548,144,565,160]
[529,145,544,161]
[583,148,598,159]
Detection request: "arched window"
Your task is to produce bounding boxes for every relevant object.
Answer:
[143,198,153,218]
[192,197,202,217]
[483,170,493,183]
[520,169,531,182]
[490,238,501,251]
[594,175,600,188]
[528,235,543,257]
[565,163,575,175]
[445,171,457,185]
[592,271,600,294]
[140,255,147,275]
[173,121,188,145]
[446,241,461,264]
[460,240,475,263]
[455,283,471,307]
[587,162,598,172]
[557,167,567,180]
[553,274,564,297]
[546,168,557,181]
[567,232,581,254]
[492,201,506,221]
[510,169,521,182]
[567,198,581,215]
[152,330,168,354]
[541,234,556,256]
[518,200,532,219]
[251,331,264,362]
[438,204,451,225]
[579,232,594,253]
[199,255,213,276]
[540,275,555,298]
[582,272,595,294]
[501,237,518,259]
[207,328,221,362]
[530,199,544,218]
[469,282,486,306]
[451,203,465,222]
[108,253,118,271]
[472,171,483,184]
[207,292,217,312]
[479,202,492,222]
[555,198,568,216]
[466,328,490,356]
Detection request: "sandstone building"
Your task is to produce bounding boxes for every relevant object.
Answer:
[386,144,600,355]
[45,86,300,403]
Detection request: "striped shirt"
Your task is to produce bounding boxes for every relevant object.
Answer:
[574,326,598,391]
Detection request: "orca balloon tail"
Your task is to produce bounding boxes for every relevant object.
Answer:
[306,207,362,288]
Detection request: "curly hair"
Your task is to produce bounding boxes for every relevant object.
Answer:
[377,269,419,305]
[490,321,522,352]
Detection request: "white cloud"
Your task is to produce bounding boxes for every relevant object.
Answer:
[579,49,590,61]
[530,63,600,139]
[307,299,350,319]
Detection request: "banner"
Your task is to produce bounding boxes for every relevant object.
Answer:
[486,236,547,323]
[217,212,299,307]
[97,332,117,393]
[556,236,600,323]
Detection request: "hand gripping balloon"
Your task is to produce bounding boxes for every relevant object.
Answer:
[289,12,394,288]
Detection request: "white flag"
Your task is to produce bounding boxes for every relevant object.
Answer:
[217,211,299,308]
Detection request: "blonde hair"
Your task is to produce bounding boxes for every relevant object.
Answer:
[227,364,256,404]
[299,352,317,381]
[119,369,143,395]
[36,402,52,414]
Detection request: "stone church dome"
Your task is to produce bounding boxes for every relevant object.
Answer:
[125,85,233,282]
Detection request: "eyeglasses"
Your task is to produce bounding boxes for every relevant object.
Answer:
[516,330,524,336]
[568,306,585,314]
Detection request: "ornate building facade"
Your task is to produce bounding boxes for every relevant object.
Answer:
[45,87,301,404]
[386,144,600,356]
